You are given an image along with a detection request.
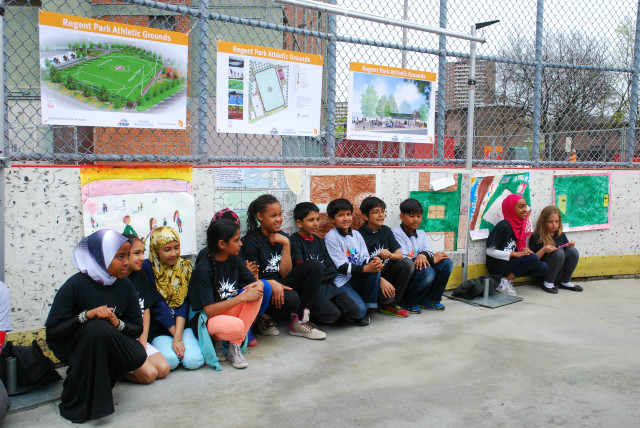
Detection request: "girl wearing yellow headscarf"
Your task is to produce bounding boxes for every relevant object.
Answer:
[143,226,204,370]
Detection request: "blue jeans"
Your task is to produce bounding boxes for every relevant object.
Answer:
[403,258,454,305]
[339,282,368,321]
[152,328,204,370]
[349,272,380,310]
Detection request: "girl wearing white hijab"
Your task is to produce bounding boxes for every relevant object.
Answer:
[45,229,146,423]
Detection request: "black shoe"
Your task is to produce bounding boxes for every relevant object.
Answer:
[558,283,583,292]
[356,315,371,326]
[540,284,558,294]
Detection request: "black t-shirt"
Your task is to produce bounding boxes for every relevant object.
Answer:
[357,224,401,259]
[486,220,517,269]
[529,232,569,253]
[127,269,162,314]
[188,253,256,311]
[241,230,288,280]
[290,232,338,283]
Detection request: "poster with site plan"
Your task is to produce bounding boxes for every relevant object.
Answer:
[216,41,323,136]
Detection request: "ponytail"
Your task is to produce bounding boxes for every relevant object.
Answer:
[246,194,279,234]
[206,218,241,301]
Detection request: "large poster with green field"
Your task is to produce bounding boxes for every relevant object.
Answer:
[39,11,188,129]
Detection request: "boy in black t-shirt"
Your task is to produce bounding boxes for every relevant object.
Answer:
[358,197,413,317]
[290,202,363,324]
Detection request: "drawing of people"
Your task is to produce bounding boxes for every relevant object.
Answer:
[91,217,96,228]
[122,215,137,236]
[162,218,167,226]
[174,210,182,233]
[102,203,108,213]
[149,218,158,233]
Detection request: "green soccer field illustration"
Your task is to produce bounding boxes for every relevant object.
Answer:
[248,60,289,123]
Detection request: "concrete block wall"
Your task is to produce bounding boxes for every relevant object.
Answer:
[4,166,639,335]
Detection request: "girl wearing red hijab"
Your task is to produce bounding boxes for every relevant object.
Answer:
[485,194,548,296]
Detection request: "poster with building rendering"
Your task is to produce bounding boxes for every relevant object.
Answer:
[347,62,436,144]
[39,11,188,129]
[216,41,323,136]
[81,166,197,255]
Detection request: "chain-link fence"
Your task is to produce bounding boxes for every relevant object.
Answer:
[3,0,639,167]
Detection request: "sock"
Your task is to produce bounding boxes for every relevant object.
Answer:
[543,281,555,289]
[561,282,575,287]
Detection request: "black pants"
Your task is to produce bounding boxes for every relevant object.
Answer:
[380,258,415,305]
[59,320,146,423]
[312,282,362,324]
[264,261,324,319]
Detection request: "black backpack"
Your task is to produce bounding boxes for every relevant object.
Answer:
[0,340,62,396]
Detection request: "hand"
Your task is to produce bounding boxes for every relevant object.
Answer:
[568,241,575,248]
[433,251,448,264]
[522,248,533,255]
[364,258,383,273]
[380,278,395,299]
[269,281,292,309]
[269,233,289,246]
[245,260,260,279]
[172,338,185,359]
[377,249,392,260]
[543,245,557,254]
[107,309,119,328]
[139,340,147,350]
[415,253,429,270]
[87,305,112,320]
[242,282,264,302]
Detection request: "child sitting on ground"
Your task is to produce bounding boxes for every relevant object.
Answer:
[485,194,548,296]
[357,196,413,318]
[242,194,326,340]
[290,202,363,324]
[122,233,170,383]
[188,219,264,369]
[392,198,453,312]
[529,205,582,293]
[324,198,383,326]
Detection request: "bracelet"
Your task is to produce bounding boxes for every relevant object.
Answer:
[117,320,125,332]
[174,338,182,343]
[78,311,88,324]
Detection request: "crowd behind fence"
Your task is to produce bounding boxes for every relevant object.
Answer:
[3,0,640,167]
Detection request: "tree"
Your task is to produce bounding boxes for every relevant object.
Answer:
[113,98,122,110]
[98,85,109,102]
[376,95,387,118]
[400,100,412,114]
[83,87,93,98]
[44,58,51,68]
[65,74,75,90]
[49,67,59,83]
[496,31,616,160]
[418,104,429,122]
[360,85,378,118]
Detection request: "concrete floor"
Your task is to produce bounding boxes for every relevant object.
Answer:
[6,278,640,427]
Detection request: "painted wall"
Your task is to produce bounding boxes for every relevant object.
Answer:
[4,166,639,333]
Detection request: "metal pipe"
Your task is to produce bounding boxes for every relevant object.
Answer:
[272,0,485,43]
[0,4,6,283]
[325,0,337,162]
[436,0,448,166]
[625,0,640,163]
[197,0,210,157]
[531,0,545,163]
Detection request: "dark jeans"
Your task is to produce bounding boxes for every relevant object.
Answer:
[380,258,415,305]
[312,282,362,324]
[539,247,579,284]
[403,258,454,305]
[488,254,548,278]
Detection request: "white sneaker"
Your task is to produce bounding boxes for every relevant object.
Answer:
[227,343,248,369]
[256,314,279,336]
[496,278,517,296]
[288,309,326,340]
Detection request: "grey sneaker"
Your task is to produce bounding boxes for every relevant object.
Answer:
[288,309,326,340]
[256,314,279,336]
[496,277,517,296]
[227,343,248,369]
[214,341,227,362]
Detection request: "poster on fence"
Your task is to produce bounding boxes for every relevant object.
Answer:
[81,166,197,255]
[215,41,323,136]
[346,62,436,144]
[39,11,188,129]
[552,173,610,231]
[468,173,531,240]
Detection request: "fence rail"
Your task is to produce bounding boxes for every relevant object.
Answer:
[3,0,639,167]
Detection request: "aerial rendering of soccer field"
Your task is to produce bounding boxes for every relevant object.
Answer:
[248,59,289,123]
[57,52,162,102]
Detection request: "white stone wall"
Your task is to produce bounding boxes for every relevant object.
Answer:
[4,166,637,331]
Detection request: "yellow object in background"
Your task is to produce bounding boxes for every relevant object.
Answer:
[557,195,567,213]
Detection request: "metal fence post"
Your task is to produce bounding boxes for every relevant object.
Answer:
[0,4,6,283]
[531,0,545,163]
[197,0,210,157]
[325,0,337,162]
[436,0,447,165]
[625,0,640,163]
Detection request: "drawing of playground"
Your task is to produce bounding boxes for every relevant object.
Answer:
[248,60,289,123]
[40,41,186,112]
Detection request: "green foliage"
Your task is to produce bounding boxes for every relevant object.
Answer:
[376,95,387,118]
[360,85,378,118]
[97,85,110,102]
[44,58,51,68]
[83,87,93,98]
[113,98,122,110]
[65,74,75,90]
[418,104,429,121]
